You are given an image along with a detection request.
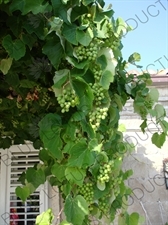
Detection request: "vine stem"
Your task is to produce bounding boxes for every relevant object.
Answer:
[55,207,64,225]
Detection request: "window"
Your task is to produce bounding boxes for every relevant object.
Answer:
[0,144,48,225]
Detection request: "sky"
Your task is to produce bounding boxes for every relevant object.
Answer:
[105,0,168,73]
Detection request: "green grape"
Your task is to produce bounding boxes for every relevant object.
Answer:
[103,21,121,50]
[97,161,114,184]
[89,107,108,130]
[75,38,101,62]
[144,98,153,109]
[92,65,102,81]
[79,183,94,206]
[57,87,79,113]
[98,200,109,214]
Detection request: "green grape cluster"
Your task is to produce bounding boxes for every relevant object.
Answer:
[57,88,79,113]
[79,183,94,206]
[75,39,100,62]
[92,66,102,81]
[111,176,122,197]
[92,83,105,106]
[144,98,153,109]
[97,161,114,183]
[104,22,120,50]
[89,107,108,130]
[98,199,109,214]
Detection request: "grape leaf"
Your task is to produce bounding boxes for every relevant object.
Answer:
[149,88,159,102]
[53,69,69,89]
[36,209,54,225]
[68,141,95,168]
[15,186,30,202]
[154,104,166,121]
[2,35,26,60]
[10,0,49,15]
[98,48,117,89]
[76,27,93,46]
[20,80,36,88]
[26,168,46,188]
[66,56,89,69]
[0,58,13,75]
[39,113,63,160]
[65,167,85,186]
[51,162,66,182]
[51,0,69,24]
[64,195,89,225]
[128,52,141,63]
[62,24,78,45]
[128,212,140,225]
[114,94,123,111]
[160,120,168,134]
[140,119,147,133]
[152,132,166,148]
[116,17,129,36]
[42,36,64,69]
[72,77,94,113]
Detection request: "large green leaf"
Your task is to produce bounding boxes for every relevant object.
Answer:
[64,195,89,225]
[39,113,63,160]
[51,162,66,182]
[21,34,37,50]
[2,35,26,60]
[65,167,85,186]
[62,24,78,45]
[68,141,95,168]
[26,168,46,188]
[42,36,64,69]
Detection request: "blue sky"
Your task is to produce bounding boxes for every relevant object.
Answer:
[105,0,168,72]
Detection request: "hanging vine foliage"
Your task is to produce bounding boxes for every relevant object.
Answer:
[0,0,168,224]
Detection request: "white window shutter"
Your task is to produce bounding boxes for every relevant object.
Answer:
[0,144,48,225]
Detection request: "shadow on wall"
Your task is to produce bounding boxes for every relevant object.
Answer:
[121,132,168,225]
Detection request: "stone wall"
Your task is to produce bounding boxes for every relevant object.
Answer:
[120,120,168,225]
[116,83,168,225]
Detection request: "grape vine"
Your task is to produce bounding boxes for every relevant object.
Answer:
[0,1,167,225]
